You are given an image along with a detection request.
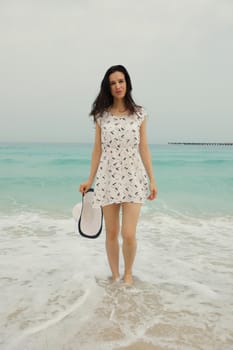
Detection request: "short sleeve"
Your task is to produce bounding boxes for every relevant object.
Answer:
[137,107,147,126]
[96,112,107,126]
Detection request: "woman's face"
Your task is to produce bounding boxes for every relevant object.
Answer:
[109,71,127,100]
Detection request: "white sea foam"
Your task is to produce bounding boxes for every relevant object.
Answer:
[0,210,233,350]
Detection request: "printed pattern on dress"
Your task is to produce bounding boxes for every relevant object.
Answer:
[93,108,148,207]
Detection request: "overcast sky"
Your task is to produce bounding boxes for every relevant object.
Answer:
[0,0,232,144]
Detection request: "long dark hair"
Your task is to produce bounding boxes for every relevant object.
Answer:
[90,65,141,122]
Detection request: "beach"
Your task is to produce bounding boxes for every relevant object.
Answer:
[0,143,233,350]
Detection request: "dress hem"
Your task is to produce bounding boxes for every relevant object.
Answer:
[92,199,146,209]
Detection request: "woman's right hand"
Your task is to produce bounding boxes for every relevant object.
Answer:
[79,180,92,194]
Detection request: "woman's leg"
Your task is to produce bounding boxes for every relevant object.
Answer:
[102,203,121,281]
[121,202,142,284]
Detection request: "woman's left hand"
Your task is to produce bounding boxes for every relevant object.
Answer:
[147,181,158,200]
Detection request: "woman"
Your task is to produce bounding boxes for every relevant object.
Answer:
[79,65,157,284]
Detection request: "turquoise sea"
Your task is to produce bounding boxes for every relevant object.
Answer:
[1,143,233,216]
[0,143,233,350]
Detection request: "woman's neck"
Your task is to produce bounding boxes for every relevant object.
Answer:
[111,99,126,112]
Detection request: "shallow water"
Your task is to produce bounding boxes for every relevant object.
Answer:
[0,210,233,350]
[0,143,233,349]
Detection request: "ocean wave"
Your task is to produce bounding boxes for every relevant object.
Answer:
[0,158,22,164]
[0,176,76,186]
[155,159,233,166]
[49,158,90,166]
[202,159,233,164]
[0,208,232,233]
[1,158,231,167]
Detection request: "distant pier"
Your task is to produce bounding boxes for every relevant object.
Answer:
[168,142,233,146]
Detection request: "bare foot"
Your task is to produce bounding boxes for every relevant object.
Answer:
[123,274,134,285]
[111,275,120,283]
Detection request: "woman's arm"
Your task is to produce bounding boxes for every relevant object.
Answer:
[139,118,157,200]
[79,123,102,193]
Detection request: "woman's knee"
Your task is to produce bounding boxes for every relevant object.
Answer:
[106,227,119,241]
[122,230,136,244]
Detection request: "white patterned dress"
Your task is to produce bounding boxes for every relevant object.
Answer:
[92,108,149,208]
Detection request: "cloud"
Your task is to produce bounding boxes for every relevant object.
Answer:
[0,0,232,142]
